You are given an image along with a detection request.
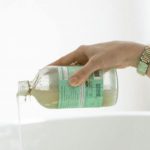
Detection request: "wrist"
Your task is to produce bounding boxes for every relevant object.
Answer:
[130,42,146,68]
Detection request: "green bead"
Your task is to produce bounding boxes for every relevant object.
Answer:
[137,61,148,75]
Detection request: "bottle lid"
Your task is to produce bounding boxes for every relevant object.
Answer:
[17,81,30,96]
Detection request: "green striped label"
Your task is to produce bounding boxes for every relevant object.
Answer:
[58,66,103,108]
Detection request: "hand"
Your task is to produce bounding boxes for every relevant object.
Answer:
[50,41,146,86]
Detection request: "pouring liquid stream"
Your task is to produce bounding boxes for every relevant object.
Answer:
[17,95,26,150]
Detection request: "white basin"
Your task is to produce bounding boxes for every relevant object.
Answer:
[0,113,150,150]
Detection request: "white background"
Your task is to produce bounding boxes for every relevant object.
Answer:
[0,0,150,123]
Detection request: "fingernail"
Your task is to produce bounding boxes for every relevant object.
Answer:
[69,77,79,86]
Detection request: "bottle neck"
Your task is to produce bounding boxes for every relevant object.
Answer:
[17,81,31,96]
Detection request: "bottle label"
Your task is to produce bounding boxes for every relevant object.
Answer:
[58,66,103,108]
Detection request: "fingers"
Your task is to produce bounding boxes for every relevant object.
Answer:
[49,51,78,66]
[69,55,115,86]
[69,59,97,86]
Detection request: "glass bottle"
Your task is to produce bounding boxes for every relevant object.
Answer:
[17,66,118,108]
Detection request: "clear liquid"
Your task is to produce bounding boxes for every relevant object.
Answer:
[17,95,24,150]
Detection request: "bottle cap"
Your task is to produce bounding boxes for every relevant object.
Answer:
[17,81,30,96]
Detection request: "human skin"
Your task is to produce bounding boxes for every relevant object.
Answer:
[49,41,150,86]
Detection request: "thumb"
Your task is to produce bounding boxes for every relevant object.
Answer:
[69,60,96,86]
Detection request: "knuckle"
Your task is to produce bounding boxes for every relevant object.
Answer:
[90,57,106,69]
[89,58,95,64]
[77,45,88,52]
[89,57,97,65]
